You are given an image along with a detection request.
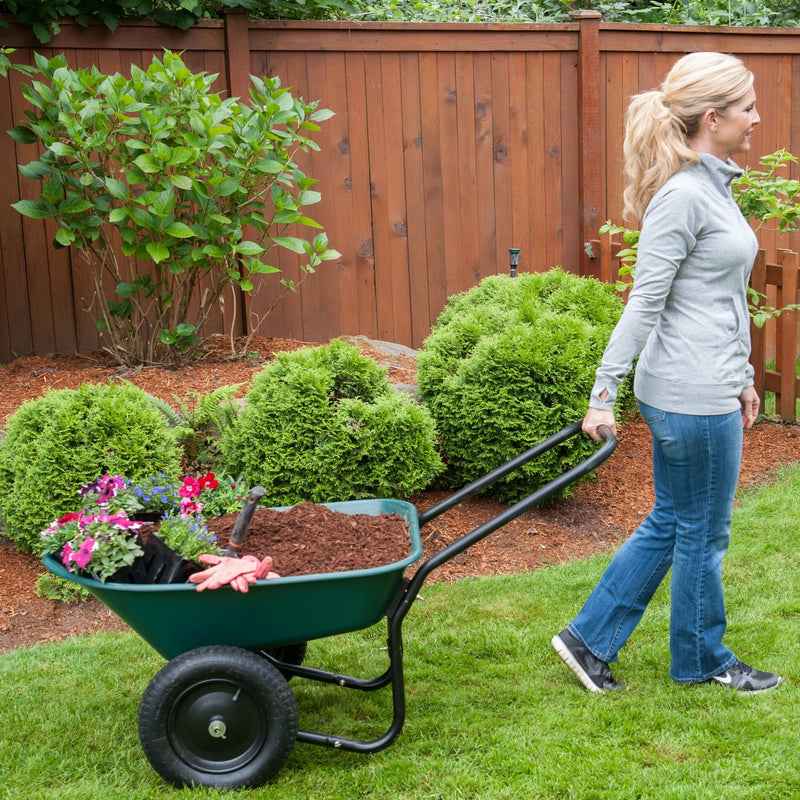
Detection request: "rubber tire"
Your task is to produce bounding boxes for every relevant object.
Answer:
[137,645,298,789]
[263,642,308,680]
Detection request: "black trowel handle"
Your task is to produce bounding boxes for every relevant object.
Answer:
[223,486,267,557]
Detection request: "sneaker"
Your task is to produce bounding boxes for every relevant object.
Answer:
[708,659,782,693]
[552,628,626,693]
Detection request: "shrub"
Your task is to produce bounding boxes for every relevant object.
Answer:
[416,268,632,503]
[220,339,444,504]
[0,382,183,553]
[10,51,339,366]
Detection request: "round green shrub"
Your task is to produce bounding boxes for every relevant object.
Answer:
[416,268,633,503]
[220,339,443,505]
[0,382,183,553]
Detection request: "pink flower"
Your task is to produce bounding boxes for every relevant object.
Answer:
[61,542,74,570]
[72,537,97,569]
[180,497,202,516]
[179,476,201,499]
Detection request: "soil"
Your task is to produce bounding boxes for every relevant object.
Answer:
[211,502,412,576]
[2,334,800,653]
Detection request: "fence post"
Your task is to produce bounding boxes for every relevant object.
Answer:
[224,12,252,100]
[749,249,767,407]
[571,10,603,279]
[776,249,799,422]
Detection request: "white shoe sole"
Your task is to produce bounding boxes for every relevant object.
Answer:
[551,633,606,694]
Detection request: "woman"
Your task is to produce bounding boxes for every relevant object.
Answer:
[552,52,781,693]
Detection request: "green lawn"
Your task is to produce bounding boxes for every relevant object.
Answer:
[2,465,799,799]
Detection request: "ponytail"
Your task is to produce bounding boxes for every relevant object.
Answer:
[621,52,754,223]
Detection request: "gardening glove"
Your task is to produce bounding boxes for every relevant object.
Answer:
[189,554,260,593]
[252,555,280,580]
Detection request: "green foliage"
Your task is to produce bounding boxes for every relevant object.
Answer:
[156,511,221,561]
[198,473,249,516]
[0,1,263,43]
[0,382,182,554]
[734,149,800,233]
[4,0,800,34]
[171,385,244,471]
[416,269,631,503]
[34,573,90,603]
[9,51,339,366]
[220,339,444,504]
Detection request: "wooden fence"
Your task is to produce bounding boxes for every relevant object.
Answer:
[3,16,800,388]
[592,233,800,422]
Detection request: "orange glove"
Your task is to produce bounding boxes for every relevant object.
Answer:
[189,554,279,592]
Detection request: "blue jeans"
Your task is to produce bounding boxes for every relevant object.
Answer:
[570,401,742,683]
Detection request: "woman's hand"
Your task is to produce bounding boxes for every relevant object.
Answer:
[739,386,760,429]
[582,407,617,442]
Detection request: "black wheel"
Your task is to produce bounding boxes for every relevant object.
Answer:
[137,646,298,789]
[262,642,308,680]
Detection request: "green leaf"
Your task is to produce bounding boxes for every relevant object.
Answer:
[165,222,195,238]
[7,125,38,145]
[210,177,240,197]
[60,197,92,214]
[104,178,129,199]
[233,240,264,256]
[133,153,162,174]
[271,235,306,254]
[146,241,170,263]
[18,161,51,180]
[108,208,128,223]
[12,199,51,219]
[54,228,75,246]
[169,174,193,190]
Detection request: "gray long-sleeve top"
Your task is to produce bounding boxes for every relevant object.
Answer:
[590,152,759,416]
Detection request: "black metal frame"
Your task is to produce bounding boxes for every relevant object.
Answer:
[262,421,617,754]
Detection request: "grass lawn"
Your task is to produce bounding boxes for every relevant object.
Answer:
[2,465,799,799]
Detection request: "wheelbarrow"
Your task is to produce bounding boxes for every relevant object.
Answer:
[42,420,615,789]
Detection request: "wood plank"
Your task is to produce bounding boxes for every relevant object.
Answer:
[316,51,360,340]
[454,51,482,288]
[248,22,579,54]
[542,52,563,269]
[560,49,580,273]
[400,52,431,346]
[508,52,530,279]
[0,62,33,359]
[437,51,467,302]
[777,250,799,420]
[418,51,448,329]
[472,52,497,290]
[490,52,513,276]
[345,51,379,339]
[524,51,548,273]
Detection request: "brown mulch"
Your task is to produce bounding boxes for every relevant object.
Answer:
[212,502,412,576]
[2,335,800,653]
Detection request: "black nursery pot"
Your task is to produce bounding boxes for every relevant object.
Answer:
[111,528,201,584]
[59,526,201,585]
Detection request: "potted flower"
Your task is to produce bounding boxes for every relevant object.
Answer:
[39,473,236,584]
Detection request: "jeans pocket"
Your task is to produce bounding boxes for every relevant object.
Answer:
[637,400,666,425]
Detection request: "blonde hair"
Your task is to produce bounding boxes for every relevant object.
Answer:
[622,52,754,222]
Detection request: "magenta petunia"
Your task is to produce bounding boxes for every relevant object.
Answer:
[72,537,97,569]
[61,542,74,569]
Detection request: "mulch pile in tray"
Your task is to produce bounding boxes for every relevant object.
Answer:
[210,502,412,576]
